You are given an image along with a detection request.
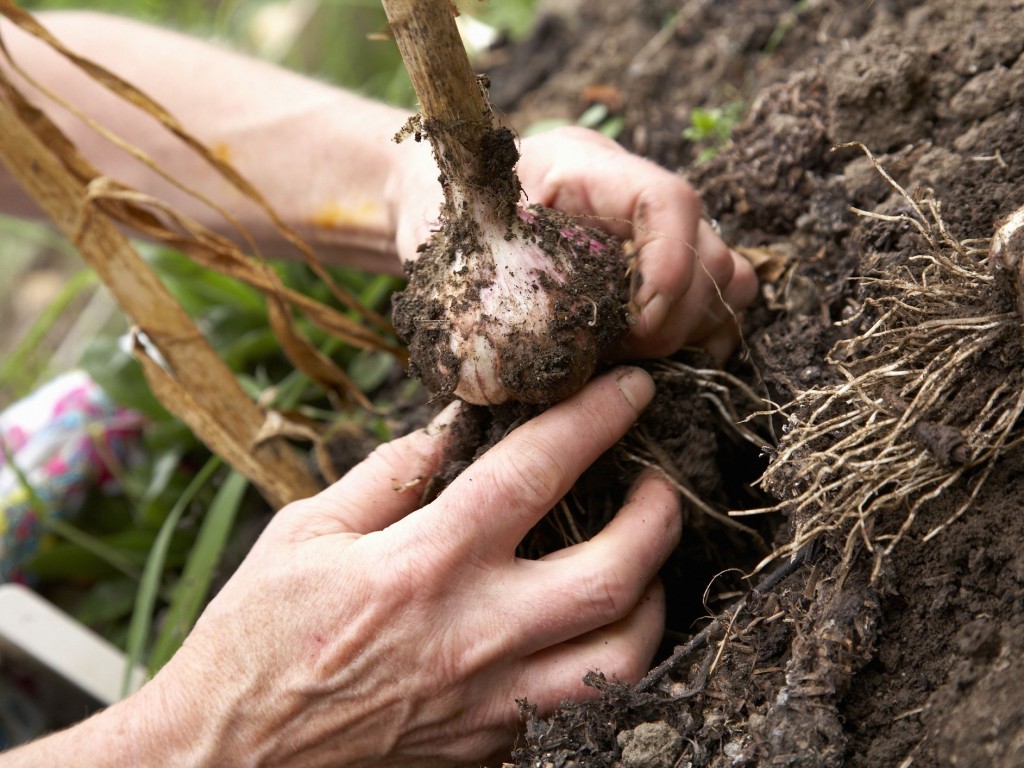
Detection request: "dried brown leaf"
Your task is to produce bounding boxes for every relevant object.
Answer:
[266,296,374,411]
[0,1,400,372]
[735,244,791,284]
[0,79,320,508]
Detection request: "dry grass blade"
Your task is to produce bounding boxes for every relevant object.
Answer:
[756,145,1024,579]
[0,64,320,509]
[0,0,390,335]
[0,4,402,405]
[83,179,402,356]
[266,296,373,410]
[133,336,318,506]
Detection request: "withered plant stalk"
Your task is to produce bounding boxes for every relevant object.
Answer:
[0,94,321,508]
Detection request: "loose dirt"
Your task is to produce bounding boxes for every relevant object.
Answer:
[484,1,1024,765]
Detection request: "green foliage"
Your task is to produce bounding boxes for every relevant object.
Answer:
[19,0,226,29]
[0,268,98,400]
[79,337,169,420]
[524,103,626,140]
[463,0,538,41]
[147,468,248,673]
[123,456,220,693]
[0,215,91,405]
[682,101,744,162]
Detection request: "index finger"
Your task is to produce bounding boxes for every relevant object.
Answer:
[520,130,703,321]
[414,367,655,561]
[522,129,701,247]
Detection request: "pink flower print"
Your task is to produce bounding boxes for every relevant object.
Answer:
[1,426,29,456]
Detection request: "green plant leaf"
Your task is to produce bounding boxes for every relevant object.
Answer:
[27,528,172,581]
[74,577,139,627]
[349,349,397,392]
[598,116,625,140]
[123,456,221,694]
[523,117,574,137]
[148,469,248,673]
[577,103,610,129]
[0,268,98,397]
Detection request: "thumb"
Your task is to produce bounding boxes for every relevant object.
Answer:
[285,401,462,537]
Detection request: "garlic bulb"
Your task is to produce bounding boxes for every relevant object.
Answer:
[393,174,630,405]
[378,0,632,405]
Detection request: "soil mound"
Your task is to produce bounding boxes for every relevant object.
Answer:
[490,1,1024,765]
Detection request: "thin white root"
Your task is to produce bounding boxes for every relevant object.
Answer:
[754,157,1024,579]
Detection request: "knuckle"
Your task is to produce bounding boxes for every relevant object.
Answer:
[492,437,565,509]
[715,245,737,282]
[363,431,430,481]
[675,180,701,210]
[365,436,407,470]
[583,570,633,626]
[701,237,733,274]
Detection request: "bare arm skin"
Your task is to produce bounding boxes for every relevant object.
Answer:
[0,11,436,274]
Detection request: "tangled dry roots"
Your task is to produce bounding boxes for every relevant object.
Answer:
[750,146,1024,580]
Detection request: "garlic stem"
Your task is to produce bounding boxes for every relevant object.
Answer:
[380,0,515,224]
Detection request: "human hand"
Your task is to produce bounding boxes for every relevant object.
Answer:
[516,126,758,362]
[129,367,679,767]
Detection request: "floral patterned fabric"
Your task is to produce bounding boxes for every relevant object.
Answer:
[0,372,143,583]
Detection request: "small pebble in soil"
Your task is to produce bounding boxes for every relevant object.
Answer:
[616,721,684,768]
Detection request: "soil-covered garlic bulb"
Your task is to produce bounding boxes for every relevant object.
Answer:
[991,203,1024,322]
[380,0,631,405]
[393,132,630,405]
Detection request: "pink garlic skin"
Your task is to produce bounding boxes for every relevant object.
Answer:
[394,204,629,406]
[447,216,571,404]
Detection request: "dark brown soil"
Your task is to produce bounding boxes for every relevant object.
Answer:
[481,1,1024,765]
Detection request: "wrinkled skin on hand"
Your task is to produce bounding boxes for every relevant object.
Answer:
[134,367,680,767]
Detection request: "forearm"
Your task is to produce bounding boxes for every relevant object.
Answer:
[0,11,429,272]
[0,683,193,767]
[1,653,270,768]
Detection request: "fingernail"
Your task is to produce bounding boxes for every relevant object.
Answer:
[425,399,462,436]
[614,367,655,412]
[640,293,670,335]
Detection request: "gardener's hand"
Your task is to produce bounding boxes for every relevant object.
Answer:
[517,127,758,362]
[107,367,678,767]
